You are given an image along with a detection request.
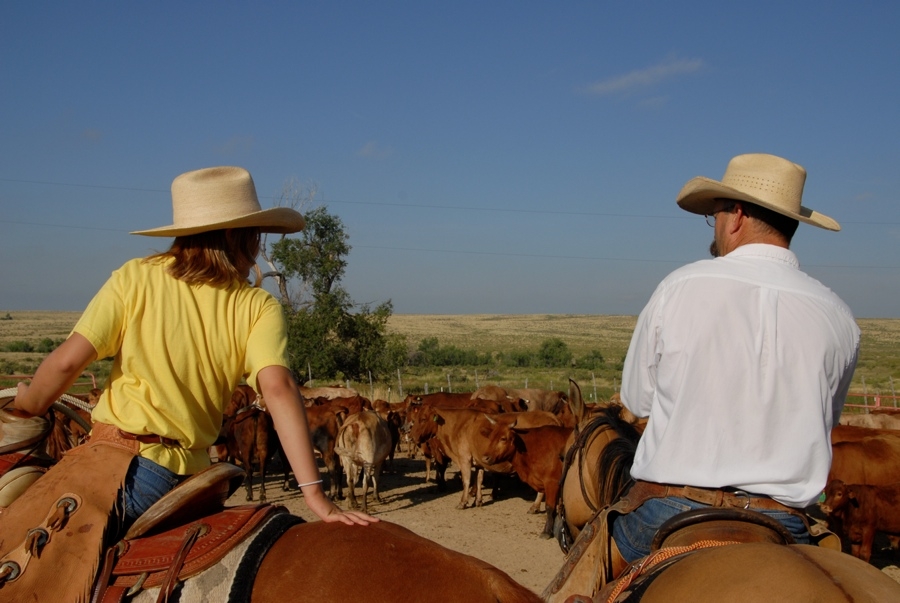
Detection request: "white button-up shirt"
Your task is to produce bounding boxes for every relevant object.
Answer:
[621,244,860,507]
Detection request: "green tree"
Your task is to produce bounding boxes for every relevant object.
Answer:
[536,338,573,368]
[271,206,350,302]
[265,204,405,382]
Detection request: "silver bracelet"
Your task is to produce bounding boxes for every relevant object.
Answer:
[296,478,323,488]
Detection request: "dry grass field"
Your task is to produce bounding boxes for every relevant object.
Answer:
[1,311,898,401]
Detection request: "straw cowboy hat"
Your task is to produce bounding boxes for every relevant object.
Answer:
[676,153,840,231]
[132,166,305,236]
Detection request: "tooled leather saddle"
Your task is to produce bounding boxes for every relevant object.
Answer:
[90,463,303,603]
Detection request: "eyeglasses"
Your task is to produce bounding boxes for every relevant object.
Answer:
[705,203,736,227]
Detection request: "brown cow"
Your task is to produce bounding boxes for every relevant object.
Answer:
[821,479,900,562]
[404,391,502,411]
[312,394,372,416]
[430,407,517,509]
[403,392,503,490]
[305,403,346,500]
[372,399,404,470]
[481,420,573,538]
[335,410,393,513]
[221,385,286,503]
[471,385,561,416]
[831,423,900,444]
[829,434,900,486]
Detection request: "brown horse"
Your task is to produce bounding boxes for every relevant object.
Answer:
[92,515,543,602]
[556,381,640,551]
[546,380,900,602]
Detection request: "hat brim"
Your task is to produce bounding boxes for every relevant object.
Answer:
[676,177,840,231]
[131,207,306,237]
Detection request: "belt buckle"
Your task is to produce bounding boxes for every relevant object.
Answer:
[731,489,752,509]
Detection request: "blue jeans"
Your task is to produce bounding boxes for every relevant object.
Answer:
[612,496,811,563]
[122,456,183,523]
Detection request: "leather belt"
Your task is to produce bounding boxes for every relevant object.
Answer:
[629,480,799,514]
[116,429,180,447]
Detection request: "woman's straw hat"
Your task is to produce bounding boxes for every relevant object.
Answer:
[132,166,305,237]
[676,153,840,231]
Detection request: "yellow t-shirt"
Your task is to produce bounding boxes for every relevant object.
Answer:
[74,257,290,475]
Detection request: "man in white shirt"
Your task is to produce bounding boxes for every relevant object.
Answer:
[611,153,860,565]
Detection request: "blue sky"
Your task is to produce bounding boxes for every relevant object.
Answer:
[2,2,898,318]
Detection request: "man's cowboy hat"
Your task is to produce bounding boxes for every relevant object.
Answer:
[676,153,840,231]
[132,166,305,236]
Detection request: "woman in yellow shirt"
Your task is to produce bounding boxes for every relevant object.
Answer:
[8,166,374,598]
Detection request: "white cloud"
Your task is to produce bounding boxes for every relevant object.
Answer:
[358,140,393,159]
[586,56,704,97]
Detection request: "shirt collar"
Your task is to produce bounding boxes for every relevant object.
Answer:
[723,244,800,269]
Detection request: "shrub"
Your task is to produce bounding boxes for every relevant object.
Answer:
[536,338,573,368]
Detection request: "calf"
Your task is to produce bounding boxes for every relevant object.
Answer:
[821,479,900,562]
[335,410,392,513]
[481,420,573,538]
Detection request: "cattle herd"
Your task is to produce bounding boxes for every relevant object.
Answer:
[211,381,900,573]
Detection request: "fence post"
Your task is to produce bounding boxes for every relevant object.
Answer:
[447,374,452,393]
[307,363,312,385]
[397,368,404,398]
[425,382,429,394]
[368,371,373,400]
[863,376,869,408]
[592,372,597,402]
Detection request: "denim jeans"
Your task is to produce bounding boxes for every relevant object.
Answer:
[121,456,183,523]
[612,496,811,563]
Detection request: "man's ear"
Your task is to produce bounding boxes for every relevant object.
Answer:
[729,201,748,234]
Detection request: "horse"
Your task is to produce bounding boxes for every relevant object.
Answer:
[555,381,640,551]
[545,380,900,602]
[0,391,543,603]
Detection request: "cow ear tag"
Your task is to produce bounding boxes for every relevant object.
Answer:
[817,492,826,504]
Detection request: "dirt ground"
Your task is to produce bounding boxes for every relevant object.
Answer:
[226,453,900,597]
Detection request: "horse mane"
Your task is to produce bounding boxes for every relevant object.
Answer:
[584,405,640,507]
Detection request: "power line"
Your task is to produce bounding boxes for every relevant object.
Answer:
[1,177,895,225]
[354,244,900,270]
[2,218,898,270]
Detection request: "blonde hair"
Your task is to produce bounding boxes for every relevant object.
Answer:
[145,228,261,287]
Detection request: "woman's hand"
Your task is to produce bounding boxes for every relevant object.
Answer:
[303,485,379,526]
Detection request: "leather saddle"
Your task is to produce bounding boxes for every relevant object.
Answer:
[650,506,795,550]
[594,508,796,603]
[91,462,268,603]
